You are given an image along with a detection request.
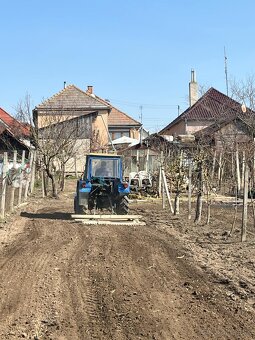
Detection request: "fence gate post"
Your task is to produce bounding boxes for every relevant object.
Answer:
[1,152,8,219]
[10,150,17,212]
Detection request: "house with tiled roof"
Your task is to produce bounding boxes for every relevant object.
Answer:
[0,108,30,138]
[33,84,141,148]
[33,84,142,173]
[85,86,141,141]
[159,87,249,137]
[194,113,255,150]
[0,108,30,154]
[33,84,111,148]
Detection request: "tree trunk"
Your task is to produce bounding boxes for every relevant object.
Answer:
[45,167,58,198]
[229,186,238,237]
[211,149,216,182]
[194,161,203,223]
[241,163,248,242]
[241,151,245,191]
[188,161,192,220]
[174,192,180,215]
[60,163,65,191]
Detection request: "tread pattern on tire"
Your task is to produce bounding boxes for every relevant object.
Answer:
[116,196,129,215]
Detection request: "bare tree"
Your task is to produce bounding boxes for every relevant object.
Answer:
[15,96,94,197]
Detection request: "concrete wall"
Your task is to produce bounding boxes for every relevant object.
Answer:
[214,122,251,150]
[130,128,140,139]
[64,139,91,174]
[162,119,210,136]
[161,120,186,136]
[92,112,109,147]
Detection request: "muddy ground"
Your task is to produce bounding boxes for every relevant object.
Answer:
[0,179,255,339]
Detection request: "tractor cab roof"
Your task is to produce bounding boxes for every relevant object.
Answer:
[86,153,121,158]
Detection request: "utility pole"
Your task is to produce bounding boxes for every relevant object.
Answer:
[139,105,143,143]
[224,46,229,96]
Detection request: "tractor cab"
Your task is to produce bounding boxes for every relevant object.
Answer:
[74,153,130,215]
[84,155,122,181]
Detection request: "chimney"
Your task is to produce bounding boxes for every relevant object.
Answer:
[189,69,198,107]
[87,85,93,95]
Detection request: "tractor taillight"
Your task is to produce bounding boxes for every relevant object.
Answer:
[123,182,129,189]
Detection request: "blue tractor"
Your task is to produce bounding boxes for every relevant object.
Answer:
[74,154,130,215]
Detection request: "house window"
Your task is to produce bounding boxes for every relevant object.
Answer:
[110,130,130,140]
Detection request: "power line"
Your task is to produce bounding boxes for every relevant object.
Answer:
[108,98,179,109]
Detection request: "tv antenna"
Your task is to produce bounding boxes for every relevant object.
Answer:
[224,46,229,96]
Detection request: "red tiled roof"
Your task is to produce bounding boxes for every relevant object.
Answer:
[160,88,250,134]
[0,107,30,137]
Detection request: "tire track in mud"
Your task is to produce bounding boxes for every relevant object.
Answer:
[61,226,113,339]
[0,212,79,339]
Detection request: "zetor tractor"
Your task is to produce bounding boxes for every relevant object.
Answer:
[74,154,130,215]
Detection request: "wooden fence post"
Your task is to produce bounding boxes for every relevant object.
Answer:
[158,165,162,198]
[10,150,17,212]
[136,150,139,173]
[1,152,8,219]
[30,150,36,194]
[145,148,149,172]
[236,148,241,194]
[162,179,166,209]
[18,150,26,206]
[41,168,45,198]
[162,168,174,213]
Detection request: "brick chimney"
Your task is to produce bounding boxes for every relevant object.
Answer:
[86,85,93,95]
[189,70,198,107]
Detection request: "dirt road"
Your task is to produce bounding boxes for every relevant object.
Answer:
[0,181,255,339]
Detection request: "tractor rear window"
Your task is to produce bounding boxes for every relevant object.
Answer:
[91,158,120,178]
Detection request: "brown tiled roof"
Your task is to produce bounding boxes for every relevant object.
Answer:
[35,85,110,110]
[36,84,141,127]
[108,106,141,127]
[160,88,250,134]
[92,95,141,127]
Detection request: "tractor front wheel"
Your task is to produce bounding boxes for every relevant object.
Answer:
[116,196,129,215]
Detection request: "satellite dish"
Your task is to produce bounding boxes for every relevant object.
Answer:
[241,103,246,113]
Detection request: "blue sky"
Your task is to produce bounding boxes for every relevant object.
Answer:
[1,0,255,132]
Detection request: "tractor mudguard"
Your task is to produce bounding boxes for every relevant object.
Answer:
[117,183,130,195]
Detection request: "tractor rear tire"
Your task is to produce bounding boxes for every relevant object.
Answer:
[116,196,129,215]
[74,197,87,215]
